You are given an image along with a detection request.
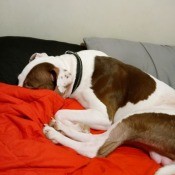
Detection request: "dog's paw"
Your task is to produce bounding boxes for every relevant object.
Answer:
[43,124,60,144]
[57,69,73,94]
[55,110,90,133]
[52,120,62,132]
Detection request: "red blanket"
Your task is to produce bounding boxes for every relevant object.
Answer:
[0,83,160,175]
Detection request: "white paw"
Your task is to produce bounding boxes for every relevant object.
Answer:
[55,110,90,133]
[43,124,59,144]
[57,69,73,94]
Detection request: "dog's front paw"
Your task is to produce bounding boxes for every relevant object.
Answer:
[57,69,73,94]
[43,124,60,144]
[55,111,90,133]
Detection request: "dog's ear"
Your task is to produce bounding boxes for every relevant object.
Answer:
[50,67,59,83]
[29,53,48,62]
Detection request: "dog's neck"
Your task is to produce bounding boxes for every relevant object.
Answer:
[65,51,83,94]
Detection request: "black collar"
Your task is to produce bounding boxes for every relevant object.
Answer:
[65,51,83,94]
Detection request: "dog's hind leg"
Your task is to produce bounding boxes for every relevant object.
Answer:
[97,121,131,157]
[98,112,175,161]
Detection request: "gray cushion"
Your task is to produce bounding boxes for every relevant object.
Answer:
[84,37,175,89]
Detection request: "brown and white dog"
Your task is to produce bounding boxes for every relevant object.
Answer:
[18,50,175,175]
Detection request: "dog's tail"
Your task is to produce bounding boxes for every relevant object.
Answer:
[155,163,175,175]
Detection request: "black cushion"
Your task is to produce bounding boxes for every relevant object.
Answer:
[0,36,85,84]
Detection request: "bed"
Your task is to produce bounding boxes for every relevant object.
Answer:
[1,36,175,175]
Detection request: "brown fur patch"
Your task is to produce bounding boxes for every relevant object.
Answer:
[92,56,156,121]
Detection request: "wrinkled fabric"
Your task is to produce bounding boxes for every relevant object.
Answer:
[0,83,160,175]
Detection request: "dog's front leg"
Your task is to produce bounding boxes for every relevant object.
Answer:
[43,124,106,158]
[55,109,111,130]
[49,117,90,133]
[53,120,94,142]
[55,88,112,131]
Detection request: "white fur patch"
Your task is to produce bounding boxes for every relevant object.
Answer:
[57,68,73,94]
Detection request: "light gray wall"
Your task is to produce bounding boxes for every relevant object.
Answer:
[0,0,175,45]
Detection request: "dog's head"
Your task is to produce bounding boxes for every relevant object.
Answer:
[18,53,72,97]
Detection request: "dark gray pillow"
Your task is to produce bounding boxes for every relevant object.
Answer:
[84,37,175,89]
